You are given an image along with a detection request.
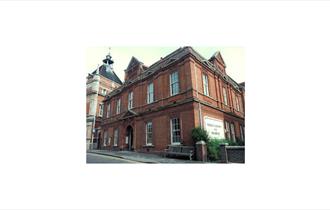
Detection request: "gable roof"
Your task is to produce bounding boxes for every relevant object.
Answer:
[125,56,143,71]
[209,51,226,67]
[91,65,123,85]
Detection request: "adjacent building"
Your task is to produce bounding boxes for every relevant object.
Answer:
[86,53,122,150]
[100,47,245,153]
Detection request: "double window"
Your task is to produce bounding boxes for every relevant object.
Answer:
[170,71,179,96]
[114,129,119,146]
[147,83,154,104]
[146,122,153,145]
[202,73,209,96]
[106,103,110,118]
[171,118,181,144]
[116,98,121,114]
[128,91,133,110]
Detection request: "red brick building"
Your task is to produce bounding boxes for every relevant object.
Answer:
[100,47,244,153]
[86,53,122,150]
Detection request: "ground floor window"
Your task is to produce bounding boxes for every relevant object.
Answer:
[240,125,245,141]
[224,121,230,140]
[103,131,109,146]
[146,122,152,145]
[114,129,119,146]
[230,123,236,142]
[171,118,181,144]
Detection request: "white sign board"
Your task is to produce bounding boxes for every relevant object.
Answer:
[204,117,225,140]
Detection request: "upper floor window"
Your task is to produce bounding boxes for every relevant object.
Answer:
[171,118,181,144]
[147,82,154,104]
[202,73,209,96]
[106,103,111,118]
[116,98,121,114]
[128,91,133,110]
[146,122,153,145]
[235,95,240,112]
[222,87,228,106]
[101,88,107,96]
[170,71,179,96]
[98,103,104,117]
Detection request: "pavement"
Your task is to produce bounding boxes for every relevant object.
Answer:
[87,149,201,163]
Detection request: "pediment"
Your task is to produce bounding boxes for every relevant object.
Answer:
[121,110,138,119]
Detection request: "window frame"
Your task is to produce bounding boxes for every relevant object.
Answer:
[147,82,154,104]
[98,103,104,117]
[230,123,236,142]
[170,71,179,96]
[223,87,228,106]
[170,118,181,145]
[202,73,209,96]
[128,91,133,110]
[114,128,119,146]
[106,103,111,118]
[116,98,121,114]
[236,95,240,111]
[146,122,153,146]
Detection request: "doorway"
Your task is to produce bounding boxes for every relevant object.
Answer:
[126,125,134,151]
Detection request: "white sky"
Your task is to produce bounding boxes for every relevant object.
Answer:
[86,47,245,83]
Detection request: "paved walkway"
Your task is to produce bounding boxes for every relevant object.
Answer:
[88,150,201,163]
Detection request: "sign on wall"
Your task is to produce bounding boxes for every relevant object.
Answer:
[204,117,225,140]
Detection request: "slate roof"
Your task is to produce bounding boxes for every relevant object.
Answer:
[106,46,241,99]
[91,65,123,85]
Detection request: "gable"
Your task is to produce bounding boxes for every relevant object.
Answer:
[126,56,142,71]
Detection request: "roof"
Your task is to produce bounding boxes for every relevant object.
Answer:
[106,46,241,99]
[91,65,123,85]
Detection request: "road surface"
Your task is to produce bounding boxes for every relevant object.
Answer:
[87,153,140,163]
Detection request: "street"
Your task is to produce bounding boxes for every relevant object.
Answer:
[86,153,140,163]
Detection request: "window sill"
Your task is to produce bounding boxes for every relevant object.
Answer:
[143,144,155,148]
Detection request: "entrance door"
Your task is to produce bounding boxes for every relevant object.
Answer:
[126,126,134,151]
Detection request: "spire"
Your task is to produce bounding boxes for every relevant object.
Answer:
[103,47,114,72]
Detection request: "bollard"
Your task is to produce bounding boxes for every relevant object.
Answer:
[196,141,207,162]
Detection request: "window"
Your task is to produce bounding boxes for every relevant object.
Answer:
[223,87,228,105]
[170,71,179,96]
[116,98,121,114]
[202,73,209,96]
[103,131,109,146]
[236,96,240,111]
[114,129,119,146]
[240,125,244,141]
[98,104,104,117]
[224,121,230,139]
[106,103,110,118]
[147,83,154,104]
[128,91,133,109]
[171,118,181,144]
[101,89,107,95]
[230,123,236,142]
[146,122,152,145]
